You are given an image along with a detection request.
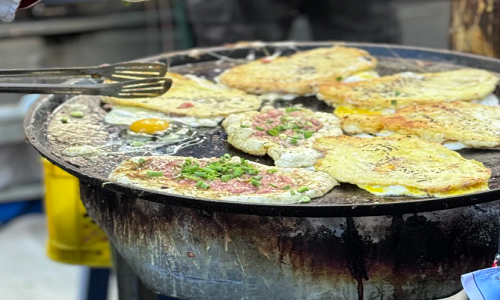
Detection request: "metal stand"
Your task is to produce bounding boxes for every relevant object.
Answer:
[79,267,111,300]
[111,244,178,300]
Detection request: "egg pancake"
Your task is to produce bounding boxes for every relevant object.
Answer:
[109,154,338,204]
[217,46,377,96]
[313,135,491,197]
[102,73,262,118]
[222,106,342,168]
[338,101,500,150]
[317,69,499,110]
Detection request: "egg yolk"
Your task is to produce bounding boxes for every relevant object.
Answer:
[334,106,382,118]
[129,118,170,134]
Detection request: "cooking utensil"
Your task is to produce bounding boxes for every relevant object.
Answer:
[0,77,172,98]
[0,62,168,82]
[25,42,500,300]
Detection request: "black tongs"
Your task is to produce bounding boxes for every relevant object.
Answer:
[0,62,172,98]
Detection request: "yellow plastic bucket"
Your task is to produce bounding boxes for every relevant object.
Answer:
[42,158,111,267]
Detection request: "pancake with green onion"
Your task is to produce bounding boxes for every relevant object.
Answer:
[109,154,338,204]
[222,106,342,168]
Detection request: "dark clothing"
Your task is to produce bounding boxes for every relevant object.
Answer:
[186,0,400,47]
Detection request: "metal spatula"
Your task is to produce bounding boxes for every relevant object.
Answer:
[0,62,169,82]
[0,77,173,98]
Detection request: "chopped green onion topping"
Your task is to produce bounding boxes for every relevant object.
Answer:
[298,196,311,203]
[283,185,291,190]
[196,181,210,189]
[221,175,232,182]
[130,141,144,147]
[336,76,342,82]
[177,153,262,188]
[240,125,250,128]
[146,171,164,177]
[233,168,243,176]
[285,107,301,113]
[251,180,261,187]
[253,175,263,181]
[269,183,278,188]
[255,126,264,131]
[61,117,68,123]
[195,172,207,177]
[266,168,278,174]
[267,129,279,136]
[290,138,298,144]
[138,158,146,164]
[297,186,309,193]
[395,91,401,96]
[277,124,287,131]
[70,111,84,118]
[290,190,296,195]
[391,100,398,106]
[305,121,313,127]
[303,131,314,139]
[279,133,287,139]
[201,167,215,174]
[183,166,198,173]
[183,175,200,181]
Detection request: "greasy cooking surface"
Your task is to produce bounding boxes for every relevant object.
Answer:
[25,42,500,216]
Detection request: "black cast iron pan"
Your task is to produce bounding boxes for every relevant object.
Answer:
[24,41,500,217]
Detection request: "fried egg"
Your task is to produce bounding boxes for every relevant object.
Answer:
[340,101,500,151]
[318,68,500,110]
[105,105,223,127]
[472,93,500,106]
[354,131,468,151]
[332,91,500,117]
[257,70,380,101]
[61,117,198,157]
[102,73,262,119]
[313,135,491,198]
[360,183,488,197]
[218,46,377,96]
[342,70,380,83]
[120,118,195,148]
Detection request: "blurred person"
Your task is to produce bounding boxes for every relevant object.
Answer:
[185,0,400,46]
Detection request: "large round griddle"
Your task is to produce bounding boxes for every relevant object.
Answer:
[24,42,500,217]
